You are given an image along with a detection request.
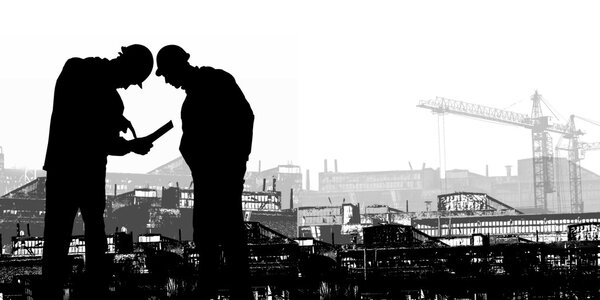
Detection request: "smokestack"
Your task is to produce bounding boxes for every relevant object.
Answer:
[272,178,277,192]
[306,169,311,190]
[334,159,338,173]
[114,184,117,197]
[262,178,266,192]
[27,224,30,237]
[290,188,294,210]
[0,146,4,171]
[259,160,262,173]
[505,165,512,177]
[486,165,489,177]
[324,159,328,173]
[179,229,182,242]
[331,231,335,245]
[406,200,409,213]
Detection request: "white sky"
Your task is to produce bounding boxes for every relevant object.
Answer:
[3,1,600,188]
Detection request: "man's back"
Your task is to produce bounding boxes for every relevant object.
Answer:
[179,66,254,169]
[44,57,124,171]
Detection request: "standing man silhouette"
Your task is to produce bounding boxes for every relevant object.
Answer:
[41,44,154,299]
[156,45,254,300]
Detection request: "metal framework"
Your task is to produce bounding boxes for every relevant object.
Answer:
[417,91,583,212]
[566,116,583,213]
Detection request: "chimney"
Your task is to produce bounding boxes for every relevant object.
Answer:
[272,178,277,192]
[290,188,294,210]
[486,165,489,177]
[306,169,311,190]
[406,200,409,213]
[0,146,4,171]
[114,184,117,197]
[262,178,266,192]
[334,159,338,173]
[258,160,262,173]
[179,229,182,242]
[27,224,31,237]
[324,159,328,173]
[505,165,512,177]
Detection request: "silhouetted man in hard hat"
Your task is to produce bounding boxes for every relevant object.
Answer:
[156,45,254,300]
[41,44,154,299]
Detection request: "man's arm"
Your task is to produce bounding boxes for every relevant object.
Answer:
[106,117,152,156]
[107,136,131,156]
[107,136,153,156]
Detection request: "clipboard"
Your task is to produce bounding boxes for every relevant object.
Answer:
[141,120,174,143]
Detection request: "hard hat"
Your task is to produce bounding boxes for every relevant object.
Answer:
[155,45,190,76]
[120,44,154,88]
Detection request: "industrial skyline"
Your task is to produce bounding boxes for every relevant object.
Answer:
[3,2,600,183]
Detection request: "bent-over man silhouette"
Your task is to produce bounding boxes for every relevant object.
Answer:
[156,45,254,300]
[41,44,154,299]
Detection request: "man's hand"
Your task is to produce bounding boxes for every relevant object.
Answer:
[129,138,153,155]
[119,117,137,139]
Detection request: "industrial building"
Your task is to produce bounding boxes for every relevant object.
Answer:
[337,222,600,299]
[298,157,600,215]
[0,221,337,299]
[413,192,600,245]
[0,175,296,252]
[297,191,600,252]
[106,184,296,241]
[106,156,302,210]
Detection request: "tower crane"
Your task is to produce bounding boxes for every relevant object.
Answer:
[555,115,600,213]
[417,91,584,213]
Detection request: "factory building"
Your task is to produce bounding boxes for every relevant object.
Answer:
[10,233,128,257]
[337,222,600,299]
[298,158,600,214]
[298,192,600,250]
[0,177,55,251]
[412,192,600,245]
[244,164,302,210]
[107,185,295,242]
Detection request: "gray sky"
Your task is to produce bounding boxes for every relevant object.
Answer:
[3,1,600,188]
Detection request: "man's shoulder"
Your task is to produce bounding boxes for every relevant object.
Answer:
[63,57,83,70]
[63,57,108,74]
[199,66,234,80]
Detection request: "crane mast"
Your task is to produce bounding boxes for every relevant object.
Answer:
[566,115,583,213]
[530,91,554,211]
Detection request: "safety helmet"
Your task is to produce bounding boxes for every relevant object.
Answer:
[119,44,154,88]
[155,45,190,76]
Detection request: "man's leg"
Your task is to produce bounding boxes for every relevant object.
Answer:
[223,207,251,300]
[223,166,252,300]
[41,174,79,300]
[79,171,109,297]
[193,172,220,300]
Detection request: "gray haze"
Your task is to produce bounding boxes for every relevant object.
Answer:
[2,1,600,190]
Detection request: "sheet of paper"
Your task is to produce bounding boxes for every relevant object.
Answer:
[142,120,174,143]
